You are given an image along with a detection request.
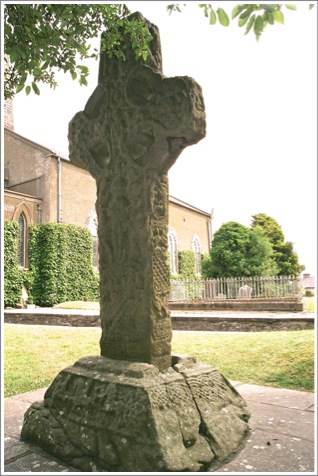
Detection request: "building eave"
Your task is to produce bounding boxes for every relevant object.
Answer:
[168,195,210,217]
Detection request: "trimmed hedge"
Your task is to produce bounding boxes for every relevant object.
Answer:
[178,250,196,279]
[170,250,199,280]
[4,221,23,307]
[29,223,99,306]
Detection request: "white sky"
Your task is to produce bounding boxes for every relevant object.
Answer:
[8,1,317,275]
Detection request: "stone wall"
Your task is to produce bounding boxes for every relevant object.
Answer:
[51,158,97,227]
[4,100,14,130]
[169,299,303,312]
[4,311,313,332]
[169,199,211,254]
[4,129,52,223]
[171,315,313,332]
[3,190,41,223]
[4,129,211,254]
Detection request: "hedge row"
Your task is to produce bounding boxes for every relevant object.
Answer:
[4,221,23,307]
[4,221,99,308]
[4,221,204,308]
[170,250,199,280]
[29,223,99,306]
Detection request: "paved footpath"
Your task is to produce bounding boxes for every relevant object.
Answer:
[3,382,316,473]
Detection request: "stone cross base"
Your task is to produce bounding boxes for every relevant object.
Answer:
[21,355,250,472]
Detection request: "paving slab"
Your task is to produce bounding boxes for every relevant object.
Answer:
[4,448,76,473]
[9,387,49,404]
[3,382,316,473]
[243,399,315,442]
[236,382,315,410]
[209,428,315,473]
[3,398,34,439]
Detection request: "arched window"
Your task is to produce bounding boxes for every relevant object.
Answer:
[18,212,27,268]
[92,236,99,269]
[168,229,178,275]
[86,210,99,268]
[192,235,201,275]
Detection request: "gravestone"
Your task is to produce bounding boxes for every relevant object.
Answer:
[237,284,253,299]
[21,12,250,472]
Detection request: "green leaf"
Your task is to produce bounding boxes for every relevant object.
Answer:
[266,11,274,26]
[32,82,40,95]
[285,4,297,11]
[33,67,42,77]
[77,65,88,73]
[210,9,217,25]
[217,8,230,27]
[244,14,256,35]
[238,12,251,28]
[273,9,284,24]
[254,15,265,40]
[25,85,31,96]
[9,47,20,63]
[70,70,77,80]
[232,4,245,20]
[79,76,88,86]
[16,83,25,94]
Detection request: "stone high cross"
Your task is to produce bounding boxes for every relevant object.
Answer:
[68,12,206,371]
[22,15,250,471]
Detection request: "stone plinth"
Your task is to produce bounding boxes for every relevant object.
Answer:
[21,355,250,472]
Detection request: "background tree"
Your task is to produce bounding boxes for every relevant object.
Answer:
[251,213,285,245]
[4,3,152,99]
[168,3,315,41]
[4,2,314,99]
[251,213,303,275]
[206,221,277,278]
[247,225,279,276]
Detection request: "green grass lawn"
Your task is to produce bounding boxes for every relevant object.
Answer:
[4,324,314,397]
[53,301,100,310]
[302,296,315,313]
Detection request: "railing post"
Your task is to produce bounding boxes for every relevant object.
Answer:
[169,274,301,303]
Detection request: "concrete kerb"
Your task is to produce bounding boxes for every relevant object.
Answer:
[3,382,316,473]
[3,308,315,332]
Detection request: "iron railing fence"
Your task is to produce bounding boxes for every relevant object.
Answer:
[170,275,302,302]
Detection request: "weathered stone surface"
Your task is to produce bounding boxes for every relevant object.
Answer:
[20,12,251,472]
[68,12,206,372]
[21,354,250,472]
[173,356,250,460]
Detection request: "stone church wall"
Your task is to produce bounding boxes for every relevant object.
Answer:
[169,200,211,253]
[4,129,211,254]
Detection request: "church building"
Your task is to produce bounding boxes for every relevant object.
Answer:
[3,100,213,274]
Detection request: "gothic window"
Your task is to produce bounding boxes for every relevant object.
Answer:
[18,212,27,268]
[92,236,99,269]
[86,210,99,268]
[168,229,178,275]
[192,235,201,275]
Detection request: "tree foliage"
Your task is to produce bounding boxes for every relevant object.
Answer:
[251,213,303,275]
[207,221,278,278]
[205,214,302,278]
[4,2,314,99]
[168,3,315,41]
[4,3,152,99]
